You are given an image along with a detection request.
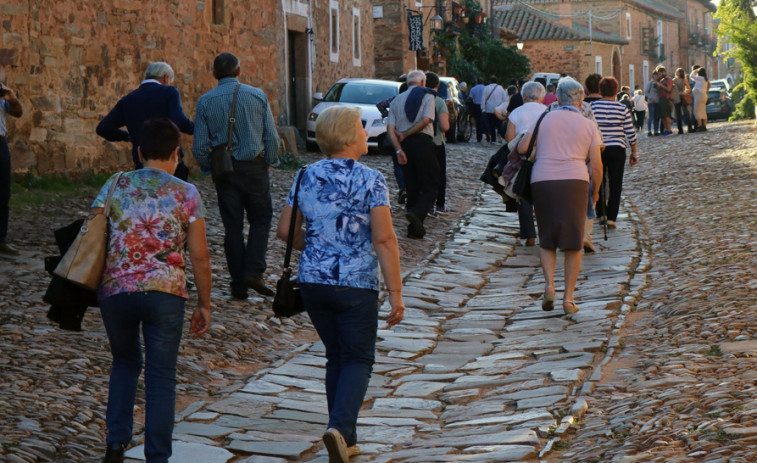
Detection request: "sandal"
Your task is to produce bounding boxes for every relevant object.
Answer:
[541,290,555,311]
[563,301,579,314]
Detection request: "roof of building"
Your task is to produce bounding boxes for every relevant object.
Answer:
[492,0,684,21]
[492,3,628,45]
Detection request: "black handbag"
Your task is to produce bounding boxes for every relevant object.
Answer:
[510,112,548,202]
[272,168,307,318]
[210,83,241,184]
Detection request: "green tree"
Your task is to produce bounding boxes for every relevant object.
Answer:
[438,0,530,84]
[714,0,757,119]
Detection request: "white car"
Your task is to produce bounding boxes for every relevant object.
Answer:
[307,78,402,150]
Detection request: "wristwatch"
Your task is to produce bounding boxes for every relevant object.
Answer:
[396,149,402,154]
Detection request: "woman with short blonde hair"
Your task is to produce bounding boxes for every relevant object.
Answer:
[315,105,363,156]
[277,105,405,462]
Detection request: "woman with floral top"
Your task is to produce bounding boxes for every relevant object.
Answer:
[276,106,404,463]
[95,118,211,463]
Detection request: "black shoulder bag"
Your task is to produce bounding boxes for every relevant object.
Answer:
[210,83,241,184]
[511,111,548,202]
[272,168,307,318]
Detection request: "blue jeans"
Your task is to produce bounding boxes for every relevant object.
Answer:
[301,283,378,447]
[215,158,273,294]
[100,291,186,463]
[647,103,659,133]
[0,137,10,243]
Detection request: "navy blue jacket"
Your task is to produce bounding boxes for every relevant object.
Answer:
[96,82,194,167]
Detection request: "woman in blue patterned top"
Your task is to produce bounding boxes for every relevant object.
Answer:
[276,106,404,463]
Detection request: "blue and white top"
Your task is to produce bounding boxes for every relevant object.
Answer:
[590,99,637,149]
[287,158,390,290]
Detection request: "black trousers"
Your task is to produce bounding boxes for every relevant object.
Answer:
[485,113,501,142]
[435,144,446,208]
[595,145,626,222]
[469,103,485,142]
[401,134,439,221]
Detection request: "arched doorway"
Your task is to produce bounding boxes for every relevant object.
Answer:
[613,49,621,84]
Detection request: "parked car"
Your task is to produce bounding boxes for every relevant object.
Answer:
[530,72,561,89]
[438,76,471,142]
[710,79,731,95]
[306,78,402,150]
[706,89,735,121]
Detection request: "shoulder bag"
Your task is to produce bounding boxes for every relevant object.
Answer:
[272,167,307,318]
[507,112,548,202]
[53,172,123,291]
[210,83,241,184]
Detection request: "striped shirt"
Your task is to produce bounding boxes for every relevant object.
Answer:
[590,100,637,148]
[0,100,9,136]
[193,77,280,172]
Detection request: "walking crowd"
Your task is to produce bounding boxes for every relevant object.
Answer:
[1,54,714,463]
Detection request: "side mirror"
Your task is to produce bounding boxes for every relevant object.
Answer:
[313,92,324,101]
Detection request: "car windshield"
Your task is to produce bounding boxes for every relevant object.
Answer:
[323,82,398,104]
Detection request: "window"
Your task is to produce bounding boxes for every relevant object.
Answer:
[629,64,635,92]
[595,56,602,75]
[643,60,649,84]
[625,13,632,40]
[329,1,339,62]
[212,0,225,25]
[656,20,663,57]
[352,8,361,66]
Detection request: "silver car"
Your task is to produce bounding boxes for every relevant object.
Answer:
[307,78,402,150]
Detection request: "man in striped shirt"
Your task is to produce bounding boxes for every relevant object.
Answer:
[193,52,281,299]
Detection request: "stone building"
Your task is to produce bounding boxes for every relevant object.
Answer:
[372,0,493,80]
[492,0,722,90]
[0,0,374,176]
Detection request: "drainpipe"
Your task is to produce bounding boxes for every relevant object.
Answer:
[281,0,290,125]
[308,0,314,101]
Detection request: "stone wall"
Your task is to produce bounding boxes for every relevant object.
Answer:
[0,0,287,175]
[0,0,378,176]
[522,40,584,82]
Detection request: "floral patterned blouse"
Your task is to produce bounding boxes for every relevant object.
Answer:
[92,169,206,300]
[287,158,390,291]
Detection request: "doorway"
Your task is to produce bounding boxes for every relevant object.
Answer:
[288,30,308,133]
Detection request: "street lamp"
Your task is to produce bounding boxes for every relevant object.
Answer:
[428,13,444,32]
[516,40,524,50]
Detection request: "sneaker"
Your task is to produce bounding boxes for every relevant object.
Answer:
[397,189,407,205]
[0,242,20,256]
[647,132,653,137]
[405,212,425,238]
[244,276,275,296]
[231,288,249,300]
[323,428,349,463]
[103,443,126,463]
[434,205,450,215]
[607,220,617,229]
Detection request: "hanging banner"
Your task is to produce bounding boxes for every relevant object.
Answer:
[408,12,424,51]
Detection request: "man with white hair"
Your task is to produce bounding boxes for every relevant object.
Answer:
[387,70,438,239]
[96,61,194,179]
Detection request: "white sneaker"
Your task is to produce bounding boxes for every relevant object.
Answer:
[323,428,349,463]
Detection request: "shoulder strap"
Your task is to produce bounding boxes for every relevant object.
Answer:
[283,167,307,270]
[103,172,124,216]
[525,112,548,162]
[226,84,241,150]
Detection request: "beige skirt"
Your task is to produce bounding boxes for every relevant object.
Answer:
[532,179,589,250]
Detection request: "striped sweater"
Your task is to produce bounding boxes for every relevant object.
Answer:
[590,99,637,148]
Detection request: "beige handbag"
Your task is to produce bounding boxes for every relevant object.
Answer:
[54,172,123,290]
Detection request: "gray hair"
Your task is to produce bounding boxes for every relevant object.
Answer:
[406,70,425,86]
[144,62,174,82]
[521,82,546,102]
[459,81,468,91]
[556,77,585,107]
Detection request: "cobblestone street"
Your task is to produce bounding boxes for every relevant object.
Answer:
[0,120,755,462]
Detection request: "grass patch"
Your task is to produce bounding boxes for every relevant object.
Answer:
[277,152,306,171]
[707,345,723,357]
[10,171,113,208]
